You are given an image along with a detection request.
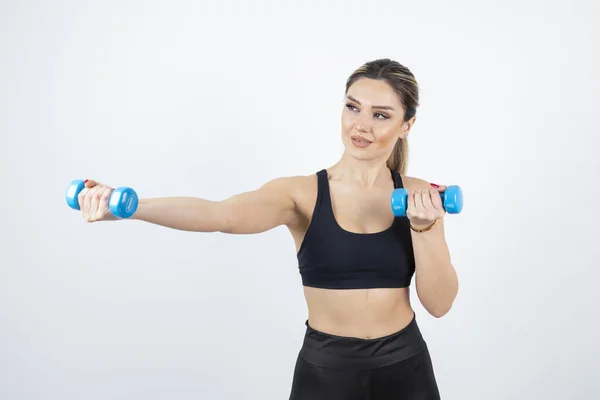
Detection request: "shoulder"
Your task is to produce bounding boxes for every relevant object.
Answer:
[400,175,433,190]
[261,174,318,225]
[263,174,316,190]
[260,174,317,201]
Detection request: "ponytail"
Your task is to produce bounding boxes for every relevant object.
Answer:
[386,138,408,175]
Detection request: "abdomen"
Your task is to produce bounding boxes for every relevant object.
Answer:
[303,286,415,339]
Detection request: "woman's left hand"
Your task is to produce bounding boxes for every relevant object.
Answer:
[406,183,447,229]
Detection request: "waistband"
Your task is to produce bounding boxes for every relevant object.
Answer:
[298,312,427,371]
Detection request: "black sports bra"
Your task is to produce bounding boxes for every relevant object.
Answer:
[296,169,416,289]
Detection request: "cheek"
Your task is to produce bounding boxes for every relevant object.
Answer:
[374,125,399,145]
[341,113,356,131]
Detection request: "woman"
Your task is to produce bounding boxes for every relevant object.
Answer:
[79,59,459,399]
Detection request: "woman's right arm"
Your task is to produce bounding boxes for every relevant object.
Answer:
[80,177,299,234]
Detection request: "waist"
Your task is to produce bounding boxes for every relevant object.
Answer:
[304,286,413,336]
[298,311,427,371]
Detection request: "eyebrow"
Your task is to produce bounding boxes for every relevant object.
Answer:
[346,95,395,111]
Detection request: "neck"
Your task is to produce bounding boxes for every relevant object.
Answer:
[330,151,391,188]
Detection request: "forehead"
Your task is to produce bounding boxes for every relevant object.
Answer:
[347,78,401,107]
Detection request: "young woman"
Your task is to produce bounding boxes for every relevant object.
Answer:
[78,59,458,399]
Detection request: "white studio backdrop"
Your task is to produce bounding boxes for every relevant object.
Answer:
[1,1,599,399]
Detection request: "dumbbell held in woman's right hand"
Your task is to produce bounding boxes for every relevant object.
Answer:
[390,185,463,217]
[65,179,139,220]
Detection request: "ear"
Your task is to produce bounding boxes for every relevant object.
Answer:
[399,116,417,139]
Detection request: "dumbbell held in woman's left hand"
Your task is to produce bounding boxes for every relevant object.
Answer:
[391,184,463,217]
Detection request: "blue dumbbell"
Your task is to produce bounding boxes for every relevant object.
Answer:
[65,179,139,219]
[391,185,463,217]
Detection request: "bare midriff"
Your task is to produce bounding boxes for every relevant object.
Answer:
[302,286,415,339]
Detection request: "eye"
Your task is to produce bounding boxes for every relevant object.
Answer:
[345,104,358,111]
[374,113,389,119]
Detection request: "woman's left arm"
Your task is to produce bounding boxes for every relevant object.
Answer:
[403,177,459,318]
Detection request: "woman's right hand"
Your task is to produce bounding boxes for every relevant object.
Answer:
[78,179,118,222]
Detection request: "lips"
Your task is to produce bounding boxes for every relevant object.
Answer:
[350,135,372,144]
[350,135,372,148]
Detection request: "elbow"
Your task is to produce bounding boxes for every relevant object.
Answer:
[427,292,458,318]
[423,294,457,318]
[428,305,452,318]
[419,290,458,319]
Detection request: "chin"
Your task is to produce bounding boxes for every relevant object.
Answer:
[347,148,371,159]
[344,144,377,162]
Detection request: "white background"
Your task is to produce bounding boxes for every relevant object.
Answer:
[1,0,599,399]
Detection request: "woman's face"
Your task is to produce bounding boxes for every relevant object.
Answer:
[341,78,414,162]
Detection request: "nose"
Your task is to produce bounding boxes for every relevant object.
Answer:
[356,115,371,133]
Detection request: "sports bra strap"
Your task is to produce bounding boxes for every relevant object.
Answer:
[313,169,335,222]
[316,169,330,198]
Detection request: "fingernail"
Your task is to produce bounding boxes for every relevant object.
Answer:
[430,183,439,188]
[84,179,89,183]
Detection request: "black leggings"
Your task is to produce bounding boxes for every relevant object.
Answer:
[288,314,441,400]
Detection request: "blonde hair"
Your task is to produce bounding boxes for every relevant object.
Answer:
[345,59,419,175]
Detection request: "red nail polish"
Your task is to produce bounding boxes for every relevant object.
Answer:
[430,183,439,188]
[84,179,89,183]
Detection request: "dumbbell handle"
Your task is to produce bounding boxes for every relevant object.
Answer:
[65,179,139,218]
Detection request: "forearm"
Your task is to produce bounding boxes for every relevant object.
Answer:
[130,197,226,232]
[412,221,459,317]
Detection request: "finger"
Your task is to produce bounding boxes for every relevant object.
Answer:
[423,189,441,220]
[77,188,90,219]
[82,186,101,220]
[421,189,434,210]
[80,187,98,220]
[84,179,99,189]
[430,183,447,193]
[414,189,424,210]
[409,189,426,220]
[89,186,103,219]
[96,187,112,219]
[430,188,444,211]
[406,189,416,217]
[77,187,89,212]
